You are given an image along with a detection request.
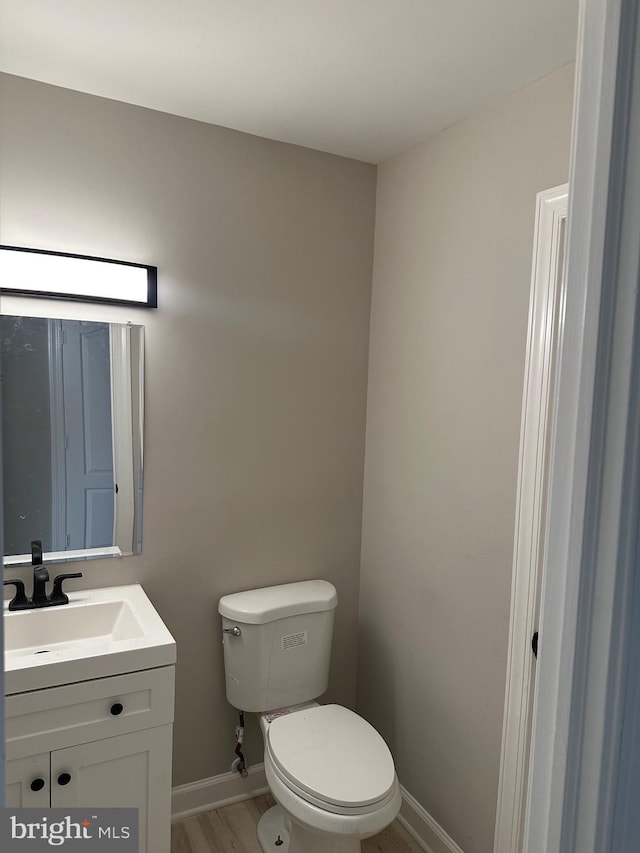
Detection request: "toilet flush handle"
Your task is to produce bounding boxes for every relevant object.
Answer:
[223,626,242,637]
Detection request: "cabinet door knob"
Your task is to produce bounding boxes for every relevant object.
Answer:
[57,772,71,786]
[110,702,124,716]
[30,778,45,792]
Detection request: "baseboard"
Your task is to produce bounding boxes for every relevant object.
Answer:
[171,762,268,822]
[398,786,464,853]
[172,769,463,853]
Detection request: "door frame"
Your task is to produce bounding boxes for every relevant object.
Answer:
[525,0,640,850]
[494,185,568,853]
[109,323,135,555]
[47,319,67,552]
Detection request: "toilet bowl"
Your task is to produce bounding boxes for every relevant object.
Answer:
[257,704,401,853]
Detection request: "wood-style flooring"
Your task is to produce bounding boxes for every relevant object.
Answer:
[171,794,424,853]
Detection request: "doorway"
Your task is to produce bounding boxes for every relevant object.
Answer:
[494,184,569,853]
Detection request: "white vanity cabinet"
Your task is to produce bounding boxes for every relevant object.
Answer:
[5,664,175,853]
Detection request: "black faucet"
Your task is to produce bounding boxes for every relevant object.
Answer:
[31,539,50,607]
[31,565,51,607]
[3,540,83,611]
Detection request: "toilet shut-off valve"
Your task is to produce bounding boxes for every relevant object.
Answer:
[231,711,248,777]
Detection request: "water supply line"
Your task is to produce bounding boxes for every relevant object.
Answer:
[231,711,248,777]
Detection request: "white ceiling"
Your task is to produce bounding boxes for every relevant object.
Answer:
[0,0,579,163]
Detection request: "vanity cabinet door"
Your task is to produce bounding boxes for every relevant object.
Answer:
[6,753,50,808]
[50,725,172,853]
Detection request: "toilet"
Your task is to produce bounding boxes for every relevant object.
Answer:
[218,580,401,853]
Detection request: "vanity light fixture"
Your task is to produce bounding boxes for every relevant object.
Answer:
[0,245,157,308]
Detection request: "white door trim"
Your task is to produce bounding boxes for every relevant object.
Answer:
[47,319,66,551]
[109,323,135,556]
[494,185,568,853]
[525,0,640,850]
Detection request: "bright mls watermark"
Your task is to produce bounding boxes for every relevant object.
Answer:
[0,809,138,850]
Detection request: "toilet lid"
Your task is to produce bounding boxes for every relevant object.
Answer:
[266,704,396,809]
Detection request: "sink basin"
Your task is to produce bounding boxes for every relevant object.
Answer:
[3,584,176,695]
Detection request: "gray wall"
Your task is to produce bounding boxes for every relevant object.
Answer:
[358,64,575,853]
[0,73,377,786]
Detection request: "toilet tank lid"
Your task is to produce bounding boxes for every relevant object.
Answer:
[218,580,337,624]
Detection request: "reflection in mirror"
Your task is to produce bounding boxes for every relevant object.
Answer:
[1,315,144,566]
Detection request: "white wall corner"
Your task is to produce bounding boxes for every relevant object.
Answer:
[171,763,268,822]
[399,786,465,853]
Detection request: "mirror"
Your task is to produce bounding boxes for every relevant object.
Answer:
[1,315,144,566]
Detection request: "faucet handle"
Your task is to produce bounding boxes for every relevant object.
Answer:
[4,579,30,611]
[50,572,83,605]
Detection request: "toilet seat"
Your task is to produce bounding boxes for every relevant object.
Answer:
[265,704,396,816]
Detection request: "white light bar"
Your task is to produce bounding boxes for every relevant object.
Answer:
[0,245,157,308]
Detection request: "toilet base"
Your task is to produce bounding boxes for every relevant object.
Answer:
[257,804,361,853]
[257,805,290,852]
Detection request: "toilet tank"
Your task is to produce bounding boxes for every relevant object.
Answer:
[218,580,337,712]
